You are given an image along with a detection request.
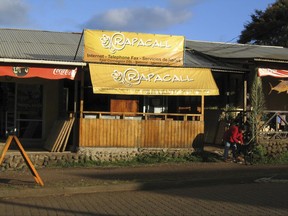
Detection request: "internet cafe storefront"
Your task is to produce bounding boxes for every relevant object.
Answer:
[0,65,78,148]
[80,30,219,149]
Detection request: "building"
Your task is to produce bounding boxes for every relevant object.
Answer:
[0,28,287,152]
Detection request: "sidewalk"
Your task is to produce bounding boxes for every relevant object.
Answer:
[1,160,288,199]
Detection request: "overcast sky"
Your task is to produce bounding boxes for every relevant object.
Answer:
[0,0,275,42]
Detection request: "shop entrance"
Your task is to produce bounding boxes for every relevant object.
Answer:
[0,82,43,140]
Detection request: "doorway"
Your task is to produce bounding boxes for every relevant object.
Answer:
[0,82,43,140]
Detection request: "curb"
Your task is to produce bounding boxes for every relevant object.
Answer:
[0,182,143,199]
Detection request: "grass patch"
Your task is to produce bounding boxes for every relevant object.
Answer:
[255,151,288,164]
[48,151,224,169]
[250,145,288,164]
[46,148,287,169]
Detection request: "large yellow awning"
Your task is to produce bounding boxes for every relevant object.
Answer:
[89,63,219,96]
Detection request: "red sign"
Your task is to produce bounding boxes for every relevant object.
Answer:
[0,66,77,80]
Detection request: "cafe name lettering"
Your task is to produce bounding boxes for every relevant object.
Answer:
[112,68,193,87]
[100,32,171,54]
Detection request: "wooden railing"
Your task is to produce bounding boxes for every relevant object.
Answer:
[82,111,202,121]
[259,111,288,140]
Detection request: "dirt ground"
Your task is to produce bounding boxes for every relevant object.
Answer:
[1,144,287,193]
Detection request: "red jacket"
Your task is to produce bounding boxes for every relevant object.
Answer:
[236,131,244,144]
[223,125,243,144]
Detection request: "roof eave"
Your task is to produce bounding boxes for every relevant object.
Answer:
[254,58,288,64]
[0,58,87,66]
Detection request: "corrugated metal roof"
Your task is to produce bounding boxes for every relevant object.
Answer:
[184,49,247,72]
[0,28,83,62]
[1,29,288,69]
[185,40,288,61]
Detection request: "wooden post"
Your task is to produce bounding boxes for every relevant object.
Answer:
[72,70,79,148]
[80,68,84,118]
[79,67,85,147]
[201,95,204,121]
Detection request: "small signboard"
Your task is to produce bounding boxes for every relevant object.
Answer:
[0,136,44,186]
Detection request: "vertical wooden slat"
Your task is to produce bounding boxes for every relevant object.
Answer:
[87,119,91,146]
[95,119,99,146]
[182,121,187,147]
[117,119,121,146]
[128,120,132,147]
[103,119,108,146]
[123,120,126,147]
[119,119,123,146]
[161,120,165,147]
[168,121,173,148]
[144,120,149,147]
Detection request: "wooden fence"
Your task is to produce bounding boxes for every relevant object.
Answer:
[79,112,204,148]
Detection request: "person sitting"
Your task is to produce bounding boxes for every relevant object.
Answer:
[222,122,242,162]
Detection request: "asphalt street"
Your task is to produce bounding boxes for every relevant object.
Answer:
[1,182,288,216]
[0,162,288,215]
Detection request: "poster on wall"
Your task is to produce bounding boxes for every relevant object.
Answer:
[83,29,185,67]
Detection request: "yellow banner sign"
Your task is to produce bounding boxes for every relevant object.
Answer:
[89,64,219,96]
[84,30,184,66]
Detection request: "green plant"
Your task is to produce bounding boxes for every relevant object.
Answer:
[268,151,288,164]
[46,151,218,169]
[134,152,203,164]
[252,144,288,164]
[252,144,268,163]
[249,72,266,144]
[277,151,288,164]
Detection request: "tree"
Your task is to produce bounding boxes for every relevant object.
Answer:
[238,0,288,47]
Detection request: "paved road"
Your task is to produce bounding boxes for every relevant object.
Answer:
[1,162,288,216]
[0,181,287,216]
